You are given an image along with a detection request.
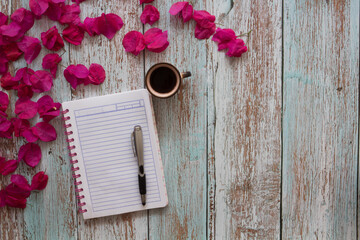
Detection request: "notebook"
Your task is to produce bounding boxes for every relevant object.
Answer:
[62,89,168,219]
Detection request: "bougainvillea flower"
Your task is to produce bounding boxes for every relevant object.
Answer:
[0,158,18,176]
[0,190,5,207]
[37,95,61,122]
[0,55,8,75]
[15,97,38,119]
[11,118,30,137]
[0,72,17,90]
[64,64,89,89]
[10,175,31,193]
[140,0,154,3]
[169,1,193,22]
[42,53,62,78]
[4,194,27,208]
[17,36,41,64]
[0,117,13,138]
[85,63,106,85]
[97,13,123,40]
[41,26,64,51]
[2,42,23,61]
[11,8,35,34]
[0,12,8,26]
[59,4,80,25]
[18,143,42,167]
[15,84,34,98]
[144,28,169,53]
[22,128,38,142]
[0,91,9,114]
[31,122,57,142]
[211,28,236,50]
[62,24,84,45]
[0,22,22,39]
[193,10,216,28]
[30,70,53,93]
[194,24,216,40]
[5,175,31,200]
[140,5,160,26]
[122,31,145,56]
[226,39,247,57]
[45,2,64,22]
[83,17,100,36]
[29,0,49,17]
[31,172,48,191]
[13,67,35,86]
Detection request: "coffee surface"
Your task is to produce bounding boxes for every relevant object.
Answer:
[149,67,177,93]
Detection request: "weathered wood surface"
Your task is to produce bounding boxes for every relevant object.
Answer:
[0,0,359,240]
[282,0,359,239]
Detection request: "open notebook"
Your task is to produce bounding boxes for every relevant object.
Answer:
[62,89,168,219]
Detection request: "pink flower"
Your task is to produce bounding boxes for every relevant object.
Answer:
[15,97,38,120]
[97,13,124,40]
[0,22,22,40]
[0,91,9,115]
[1,42,23,61]
[140,5,160,26]
[0,157,18,176]
[211,28,236,51]
[0,117,13,138]
[64,64,89,89]
[31,122,57,142]
[13,67,35,86]
[37,95,61,122]
[9,175,31,196]
[59,4,80,25]
[41,26,64,51]
[169,1,193,22]
[0,190,5,208]
[140,0,154,3]
[85,63,106,85]
[30,70,53,93]
[45,2,64,21]
[22,128,39,142]
[144,28,169,53]
[11,118,30,138]
[31,172,48,191]
[17,36,41,64]
[18,143,42,167]
[29,0,49,17]
[0,55,8,75]
[42,53,62,78]
[4,194,27,208]
[0,12,8,26]
[11,8,35,34]
[0,72,17,90]
[122,31,145,56]
[62,24,84,45]
[195,24,216,40]
[83,17,100,37]
[15,84,34,99]
[193,10,216,39]
[226,39,247,57]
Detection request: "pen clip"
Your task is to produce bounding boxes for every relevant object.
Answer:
[131,132,136,157]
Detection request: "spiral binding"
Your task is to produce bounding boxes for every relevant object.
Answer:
[62,109,88,214]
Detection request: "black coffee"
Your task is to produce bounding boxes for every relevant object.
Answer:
[149,67,177,93]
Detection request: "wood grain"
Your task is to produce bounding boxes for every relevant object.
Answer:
[282,0,359,239]
[208,0,282,239]
[145,1,208,239]
[69,1,148,240]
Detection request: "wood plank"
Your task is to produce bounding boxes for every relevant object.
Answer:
[70,1,148,239]
[146,1,208,239]
[208,0,282,239]
[282,0,359,239]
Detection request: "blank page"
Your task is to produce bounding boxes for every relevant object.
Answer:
[62,89,168,219]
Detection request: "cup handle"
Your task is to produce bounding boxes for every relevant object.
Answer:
[181,72,191,79]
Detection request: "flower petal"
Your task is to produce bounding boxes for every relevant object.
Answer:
[30,70,53,93]
[4,195,27,208]
[11,8,35,34]
[45,2,64,21]
[97,13,123,40]
[181,3,193,22]
[0,117,13,138]
[59,4,80,25]
[122,31,145,56]
[0,22,22,38]
[63,64,89,89]
[0,190,5,208]
[31,172,48,191]
[0,12,8,27]
[211,28,236,51]
[193,10,216,28]
[169,2,188,15]
[15,97,38,119]
[62,24,84,45]
[0,72,17,90]
[0,160,18,176]
[17,36,41,64]
[32,122,57,142]
[22,129,39,142]
[29,0,49,17]
[226,39,247,57]
[10,174,31,192]
[41,26,64,51]
[11,118,30,137]
[0,91,9,113]
[83,17,100,36]
[1,42,23,61]
[139,0,154,3]
[194,23,216,40]
[37,95,61,122]
[144,28,169,53]
[42,53,62,78]
[86,63,106,85]
[140,5,160,26]
[13,67,35,86]
[18,143,42,168]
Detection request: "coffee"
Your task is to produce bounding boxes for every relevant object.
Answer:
[149,67,178,94]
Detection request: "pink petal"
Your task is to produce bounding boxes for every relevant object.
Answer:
[15,97,38,119]
[37,95,61,122]
[71,0,86,3]
[29,0,49,17]
[63,64,89,89]
[10,174,31,192]
[23,129,39,142]
[0,22,22,38]
[50,0,66,3]
[6,175,31,198]
[0,91,9,113]
[97,13,123,40]
[144,28,169,53]
[42,53,62,78]
[11,8,35,34]
[11,118,30,137]
[140,5,160,26]
[211,28,236,50]
[30,70,53,93]
[41,26,64,51]
[0,54,8,75]
[0,12,8,26]
[62,24,84,45]
[0,190,5,208]
[13,67,35,86]
[45,2,64,21]
[182,4,193,22]
[17,36,41,64]
[194,23,216,40]
[0,117,13,138]
[31,172,48,191]
[122,31,145,56]
[4,195,27,208]
[32,122,57,142]
[83,17,100,36]
[169,2,188,15]
[169,2,193,22]
[18,143,42,167]
[15,84,34,99]
[0,72,17,90]
[226,39,247,57]
[139,0,154,3]
[0,160,18,176]
[2,42,23,61]
[86,63,106,85]
[193,10,216,28]
[59,4,80,25]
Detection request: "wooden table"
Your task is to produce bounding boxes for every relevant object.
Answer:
[0,0,359,239]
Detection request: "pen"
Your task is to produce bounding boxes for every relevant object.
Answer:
[132,125,146,206]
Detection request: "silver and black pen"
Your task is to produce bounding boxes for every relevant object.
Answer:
[132,125,146,205]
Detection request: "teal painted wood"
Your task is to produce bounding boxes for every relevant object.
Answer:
[282,0,359,239]
[70,1,148,239]
[145,1,208,239]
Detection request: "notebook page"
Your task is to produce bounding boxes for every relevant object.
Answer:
[62,89,168,219]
